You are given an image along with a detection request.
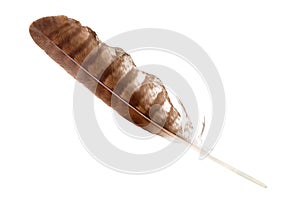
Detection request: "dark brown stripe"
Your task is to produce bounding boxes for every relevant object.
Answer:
[57,26,82,48]
[32,16,66,35]
[129,76,160,115]
[50,24,74,42]
[98,58,115,85]
[68,33,94,59]
[47,22,70,38]
[74,34,100,65]
[99,53,128,88]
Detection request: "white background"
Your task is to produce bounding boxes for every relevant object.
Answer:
[1,0,300,199]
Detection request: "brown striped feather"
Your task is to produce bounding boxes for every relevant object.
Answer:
[29,15,192,141]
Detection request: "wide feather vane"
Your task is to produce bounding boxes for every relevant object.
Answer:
[29,15,195,143]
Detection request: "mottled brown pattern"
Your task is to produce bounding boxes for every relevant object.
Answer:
[29,15,186,138]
